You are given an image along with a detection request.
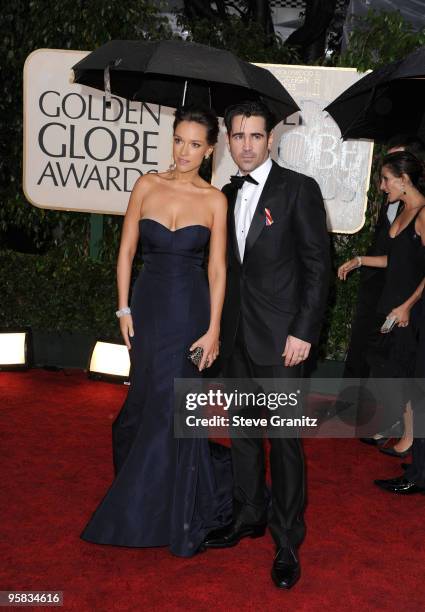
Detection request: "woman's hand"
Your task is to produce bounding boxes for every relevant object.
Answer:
[337,257,361,281]
[119,314,134,349]
[190,330,220,371]
[390,304,411,328]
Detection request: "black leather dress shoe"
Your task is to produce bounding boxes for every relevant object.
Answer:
[374,475,425,495]
[203,520,266,548]
[271,546,300,589]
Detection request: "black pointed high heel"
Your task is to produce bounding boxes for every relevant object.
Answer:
[379,444,412,458]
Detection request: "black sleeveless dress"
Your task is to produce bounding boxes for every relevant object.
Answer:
[81,219,232,557]
[366,210,425,430]
[369,209,425,378]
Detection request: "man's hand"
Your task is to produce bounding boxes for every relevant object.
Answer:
[282,335,311,367]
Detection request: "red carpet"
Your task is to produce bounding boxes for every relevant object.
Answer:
[1,369,424,611]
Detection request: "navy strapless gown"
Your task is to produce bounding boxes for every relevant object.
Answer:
[81,219,232,557]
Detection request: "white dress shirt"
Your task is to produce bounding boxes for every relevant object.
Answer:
[234,157,273,260]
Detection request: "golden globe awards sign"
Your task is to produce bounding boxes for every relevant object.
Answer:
[24,49,373,232]
[23,49,175,215]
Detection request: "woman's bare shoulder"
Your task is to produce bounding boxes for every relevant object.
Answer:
[197,179,224,200]
[414,202,425,234]
[416,203,425,224]
[132,172,172,195]
[207,184,227,209]
[136,171,172,185]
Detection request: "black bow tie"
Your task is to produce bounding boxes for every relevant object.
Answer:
[230,174,259,189]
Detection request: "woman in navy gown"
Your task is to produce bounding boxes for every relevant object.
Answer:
[81,107,232,557]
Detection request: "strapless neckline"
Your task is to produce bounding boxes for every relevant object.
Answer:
[139,218,211,234]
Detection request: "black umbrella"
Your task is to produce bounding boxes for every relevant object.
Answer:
[71,39,299,124]
[324,46,425,143]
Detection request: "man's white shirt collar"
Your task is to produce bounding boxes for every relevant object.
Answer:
[237,156,272,186]
[250,156,272,185]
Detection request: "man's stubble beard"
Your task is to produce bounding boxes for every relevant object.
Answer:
[236,153,268,174]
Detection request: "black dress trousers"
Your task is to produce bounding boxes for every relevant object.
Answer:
[223,320,305,550]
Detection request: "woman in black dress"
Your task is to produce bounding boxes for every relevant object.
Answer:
[339,152,425,454]
[374,288,425,494]
[81,107,232,557]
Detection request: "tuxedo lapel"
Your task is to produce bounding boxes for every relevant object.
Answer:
[244,162,279,257]
[226,185,242,265]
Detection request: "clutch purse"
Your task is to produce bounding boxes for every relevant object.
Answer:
[188,346,204,367]
[380,315,397,334]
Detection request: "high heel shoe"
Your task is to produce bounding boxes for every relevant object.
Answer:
[359,421,402,447]
[379,444,412,458]
[359,437,389,447]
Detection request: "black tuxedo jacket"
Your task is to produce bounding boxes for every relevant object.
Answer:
[221,160,330,365]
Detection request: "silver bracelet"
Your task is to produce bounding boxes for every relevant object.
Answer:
[356,255,362,267]
[116,307,131,318]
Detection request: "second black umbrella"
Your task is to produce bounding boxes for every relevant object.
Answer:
[324,46,425,142]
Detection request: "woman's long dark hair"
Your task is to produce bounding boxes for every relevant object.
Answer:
[382,151,425,196]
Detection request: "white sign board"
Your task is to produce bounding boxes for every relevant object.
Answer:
[24,50,373,232]
[23,49,175,215]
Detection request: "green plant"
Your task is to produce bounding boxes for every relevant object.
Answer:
[0,0,172,255]
[177,13,300,64]
[0,246,145,336]
[337,9,425,71]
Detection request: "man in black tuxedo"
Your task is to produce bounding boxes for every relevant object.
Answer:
[204,101,330,589]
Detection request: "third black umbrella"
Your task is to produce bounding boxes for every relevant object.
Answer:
[71,39,299,125]
[324,46,425,143]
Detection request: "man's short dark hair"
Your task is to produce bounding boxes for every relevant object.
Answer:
[386,134,425,159]
[224,100,275,134]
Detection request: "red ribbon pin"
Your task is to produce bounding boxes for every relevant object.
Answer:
[265,208,273,226]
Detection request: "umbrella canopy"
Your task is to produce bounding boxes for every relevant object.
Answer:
[72,39,299,125]
[324,46,425,143]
